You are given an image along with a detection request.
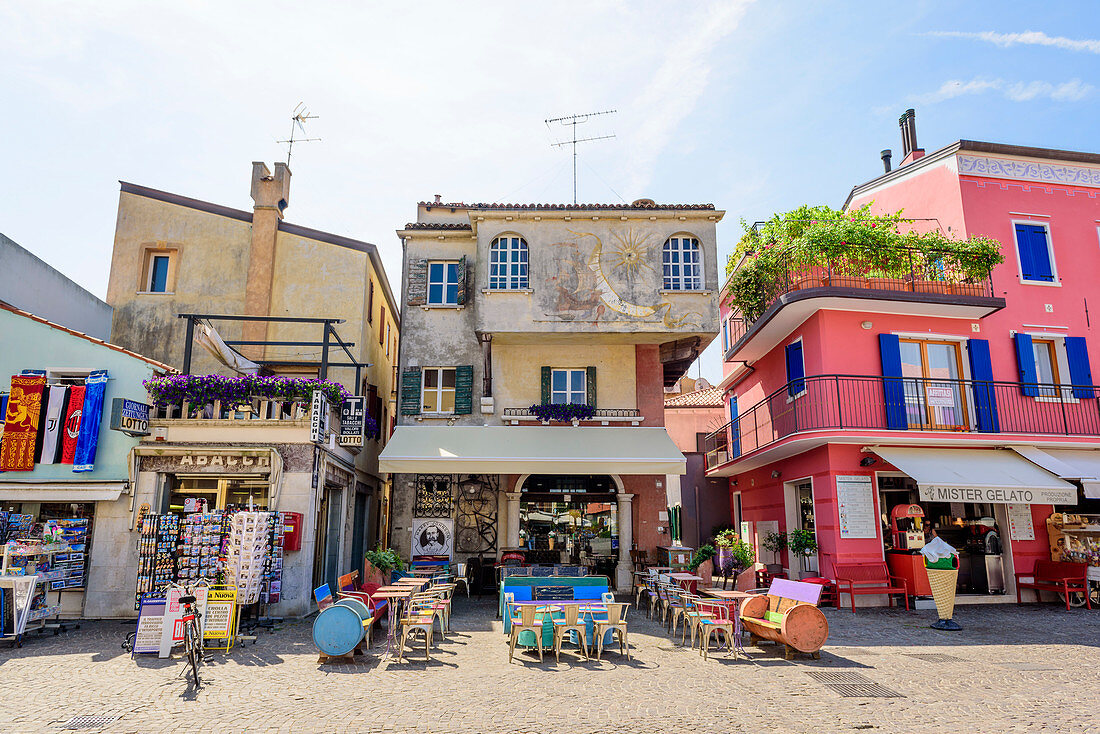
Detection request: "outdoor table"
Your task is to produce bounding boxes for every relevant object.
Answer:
[701,589,752,655]
[668,572,704,593]
[373,587,415,656]
[393,577,430,589]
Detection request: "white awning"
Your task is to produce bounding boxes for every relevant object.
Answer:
[0,482,126,502]
[379,426,686,475]
[871,446,1077,505]
[1011,446,1100,500]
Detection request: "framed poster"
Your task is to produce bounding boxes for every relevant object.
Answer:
[1006,503,1035,541]
[836,475,878,539]
[410,518,454,559]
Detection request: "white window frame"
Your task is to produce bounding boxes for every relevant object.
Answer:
[488,235,529,290]
[421,366,457,414]
[1024,331,1076,404]
[550,368,586,405]
[1011,219,1060,287]
[427,260,460,305]
[662,235,703,291]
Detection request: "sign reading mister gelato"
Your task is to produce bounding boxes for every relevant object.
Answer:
[919,485,1077,505]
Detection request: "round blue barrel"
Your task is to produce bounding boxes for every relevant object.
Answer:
[313,604,366,656]
[335,597,372,620]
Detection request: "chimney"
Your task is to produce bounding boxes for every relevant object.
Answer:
[242,162,292,358]
[898,109,925,165]
[880,149,892,173]
[434,194,442,204]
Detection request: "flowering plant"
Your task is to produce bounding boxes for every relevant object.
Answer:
[144,374,350,407]
[527,402,597,423]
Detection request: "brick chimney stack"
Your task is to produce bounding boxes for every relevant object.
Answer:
[242,162,292,358]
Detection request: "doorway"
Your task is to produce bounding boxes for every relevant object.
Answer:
[518,474,618,576]
[350,486,369,578]
[783,479,819,576]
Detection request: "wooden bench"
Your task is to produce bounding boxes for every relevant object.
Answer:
[1015,560,1091,611]
[739,578,829,659]
[833,562,909,612]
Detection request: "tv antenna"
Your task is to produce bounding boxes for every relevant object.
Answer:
[545,109,616,204]
[277,102,321,167]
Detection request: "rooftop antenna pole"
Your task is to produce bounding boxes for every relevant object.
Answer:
[545,109,616,204]
[277,102,322,167]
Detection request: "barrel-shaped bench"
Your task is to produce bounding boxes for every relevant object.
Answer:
[739,578,829,660]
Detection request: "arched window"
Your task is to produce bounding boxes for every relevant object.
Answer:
[662,235,702,290]
[489,235,529,289]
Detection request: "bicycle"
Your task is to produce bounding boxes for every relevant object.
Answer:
[177,590,204,687]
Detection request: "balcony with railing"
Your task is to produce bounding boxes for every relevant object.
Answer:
[502,407,642,426]
[704,374,1100,473]
[724,241,1005,360]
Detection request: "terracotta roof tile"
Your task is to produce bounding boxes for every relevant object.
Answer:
[402,222,473,230]
[664,387,724,408]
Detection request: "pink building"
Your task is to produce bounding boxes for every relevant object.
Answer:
[708,110,1100,606]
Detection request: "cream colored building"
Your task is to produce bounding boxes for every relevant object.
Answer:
[104,163,400,613]
[381,199,723,590]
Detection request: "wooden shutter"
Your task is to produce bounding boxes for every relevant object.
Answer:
[366,384,379,438]
[367,280,374,323]
[379,306,386,345]
[1016,224,1054,283]
[1013,333,1039,397]
[407,259,428,306]
[400,367,422,415]
[540,367,552,404]
[456,256,468,306]
[966,339,1000,432]
[729,395,741,458]
[1065,336,1095,398]
[784,342,804,397]
[454,365,474,414]
[585,366,597,407]
[878,334,907,430]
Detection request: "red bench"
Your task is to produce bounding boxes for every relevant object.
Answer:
[1015,560,1091,611]
[833,562,909,612]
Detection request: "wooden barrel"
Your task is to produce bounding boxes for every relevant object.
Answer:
[779,603,829,653]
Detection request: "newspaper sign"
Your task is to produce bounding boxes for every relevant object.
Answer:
[132,596,166,654]
[203,587,237,643]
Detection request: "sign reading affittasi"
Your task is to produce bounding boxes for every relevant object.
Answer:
[918,484,1077,505]
[110,398,151,436]
[338,397,366,446]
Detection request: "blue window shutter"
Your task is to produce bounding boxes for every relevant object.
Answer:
[878,334,907,430]
[1014,333,1039,397]
[1028,226,1054,282]
[1015,224,1037,281]
[729,395,741,459]
[1065,337,1095,398]
[785,342,805,397]
[967,339,1000,432]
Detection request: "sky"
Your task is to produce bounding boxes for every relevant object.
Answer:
[3,1,1100,381]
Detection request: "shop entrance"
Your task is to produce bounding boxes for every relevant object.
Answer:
[783,479,819,576]
[518,475,618,576]
[879,475,1010,595]
[166,475,270,513]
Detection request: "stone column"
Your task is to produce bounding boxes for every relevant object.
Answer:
[615,493,635,592]
[505,491,522,548]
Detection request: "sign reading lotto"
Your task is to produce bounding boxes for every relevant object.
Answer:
[110,398,151,436]
[918,484,1077,505]
[310,390,329,444]
[338,397,366,447]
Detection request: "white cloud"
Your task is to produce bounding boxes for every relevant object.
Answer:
[908,77,1093,106]
[928,30,1100,54]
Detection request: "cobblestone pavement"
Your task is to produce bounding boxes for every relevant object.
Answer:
[0,596,1096,733]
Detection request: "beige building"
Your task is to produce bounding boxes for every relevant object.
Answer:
[381,198,722,590]
[104,163,400,614]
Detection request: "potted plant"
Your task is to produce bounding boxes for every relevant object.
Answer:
[688,544,715,587]
[527,402,596,424]
[716,536,757,589]
[761,531,787,573]
[712,528,739,574]
[786,528,819,579]
[364,546,404,585]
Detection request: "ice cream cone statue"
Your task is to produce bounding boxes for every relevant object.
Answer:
[920,537,962,631]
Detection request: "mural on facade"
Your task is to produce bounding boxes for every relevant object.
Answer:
[543,229,702,328]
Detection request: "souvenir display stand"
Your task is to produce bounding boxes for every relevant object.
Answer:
[1047,512,1100,599]
[0,575,40,647]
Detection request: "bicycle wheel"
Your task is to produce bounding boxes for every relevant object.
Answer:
[1061,591,1089,608]
[184,621,201,687]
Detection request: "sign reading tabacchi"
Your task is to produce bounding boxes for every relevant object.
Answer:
[310,390,329,443]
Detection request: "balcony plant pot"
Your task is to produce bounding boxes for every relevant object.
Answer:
[913,279,947,294]
[950,282,984,297]
[866,276,907,292]
[825,274,869,289]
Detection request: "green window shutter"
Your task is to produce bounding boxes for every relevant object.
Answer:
[400,367,422,415]
[540,366,552,404]
[586,366,597,408]
[407,259,428,306]
[456,255,468,306]
[454,365,474,414]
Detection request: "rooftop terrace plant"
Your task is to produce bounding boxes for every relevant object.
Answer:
[144,373,350,407]
[726,204,1004,322]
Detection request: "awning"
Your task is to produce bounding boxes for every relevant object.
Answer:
[871,446,1077,505]
[1011,446,1100,500]
[379,426,686,475]
[0,482,126,502]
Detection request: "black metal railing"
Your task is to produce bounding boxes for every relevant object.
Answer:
[502,407,641,420]
[726,241,997,350]
[704,374,1100,470]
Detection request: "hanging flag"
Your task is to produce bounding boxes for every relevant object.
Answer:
[60,385,85,465]
[73,371,108,473]
[0,394,7,473]
[38,386,69,464]
[0,375,47,472]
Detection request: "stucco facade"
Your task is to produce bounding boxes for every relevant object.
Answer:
[385,199,723,590]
